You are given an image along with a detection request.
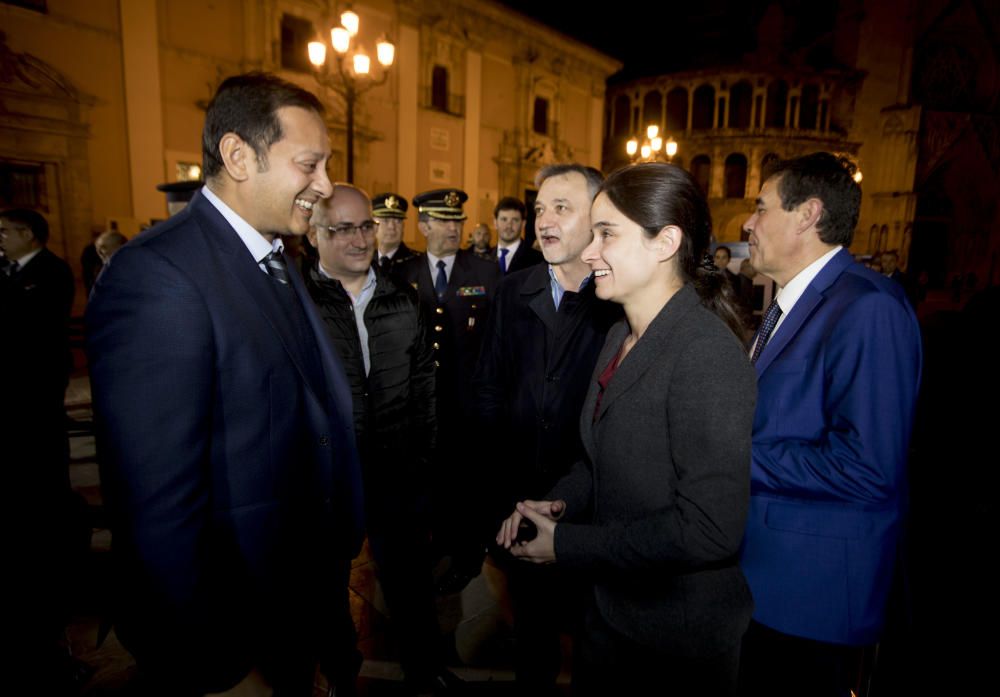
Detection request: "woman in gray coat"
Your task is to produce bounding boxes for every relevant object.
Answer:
[497,163,757,695]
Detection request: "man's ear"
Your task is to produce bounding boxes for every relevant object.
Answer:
[798,197,823,233]
[654,224,683,261]
[219,132,251,182]
[417,220,430,238]
[306,226,318,248]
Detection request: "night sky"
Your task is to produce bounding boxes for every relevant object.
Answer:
[497,1,843,81]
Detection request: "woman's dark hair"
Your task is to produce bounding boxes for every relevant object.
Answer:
[599,163,745,340]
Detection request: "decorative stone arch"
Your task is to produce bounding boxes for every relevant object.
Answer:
[724,152,749,198]
[692,84,715,130]
[665,85,688,133]
[729,80,753,129]
[0,32,95,292]
[690,154,711,197]
[642,89,663,132]
[765,79,789,128]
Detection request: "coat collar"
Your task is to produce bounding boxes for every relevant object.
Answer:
[189,193,335,410]
[592,284,701,423]
[754,247,854,375]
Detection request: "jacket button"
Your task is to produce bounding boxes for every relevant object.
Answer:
[319,436,329,446]
[434,325,443,332]
[433,342,440,350]
[434,360,440,368]
[435,307,444,314]
[546,374,559,382]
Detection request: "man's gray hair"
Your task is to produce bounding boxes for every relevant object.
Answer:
[534,164,604,201]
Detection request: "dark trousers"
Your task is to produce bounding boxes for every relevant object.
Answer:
[738,620,866,697]
[573,593,740,696]
[502,556,582,693]
[367,507,445,682]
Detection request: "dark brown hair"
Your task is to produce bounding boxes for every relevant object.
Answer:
[599,163,745,340]
[202,72,325,180]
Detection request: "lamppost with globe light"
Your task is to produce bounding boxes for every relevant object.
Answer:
[307,7,394,183]
[626,124,678,164]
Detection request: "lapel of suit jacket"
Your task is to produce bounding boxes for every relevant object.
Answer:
[754,247,853,375]
[191,194,328,407]
[579,318,628,460]
[448,250,471,294]
[525,264,558,333]
[412,254,436,305]
[595,284,700,423]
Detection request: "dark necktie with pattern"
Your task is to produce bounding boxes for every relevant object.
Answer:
[263,250,289,286]
[751,297,783,365]
[499,247,509,274]
[379,254,391,271]
[435,259,448,300]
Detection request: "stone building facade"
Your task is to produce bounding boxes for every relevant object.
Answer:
[0,0,620,310]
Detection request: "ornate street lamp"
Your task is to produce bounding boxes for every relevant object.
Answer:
[626,124,678,164]
[308,8,395,182]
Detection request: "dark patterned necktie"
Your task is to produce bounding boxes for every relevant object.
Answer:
[499,247,509,274]
[263,250,289,286]
[435,259,448,300]
[379,254,391,271]
[751,297,783,365]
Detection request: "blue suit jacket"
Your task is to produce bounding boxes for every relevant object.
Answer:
[86,192,364,691]
[739,248,921,646]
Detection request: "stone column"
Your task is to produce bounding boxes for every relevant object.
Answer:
[119,0,165,222]
[463,49,482,223]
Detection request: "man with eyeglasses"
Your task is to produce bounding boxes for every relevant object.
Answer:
[304,184,461,693]
[397,188,501,595]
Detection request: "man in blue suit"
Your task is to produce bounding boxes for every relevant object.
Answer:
[738,153,921,697]
[87,73,364,696]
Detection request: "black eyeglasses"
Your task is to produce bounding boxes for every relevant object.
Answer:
[321,220,378,239]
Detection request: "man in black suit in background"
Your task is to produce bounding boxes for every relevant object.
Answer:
[491,196,543,275]
[2,207,85,692]
[397,189,501,594]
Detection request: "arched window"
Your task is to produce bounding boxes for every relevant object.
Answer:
[643,91,663,130]
[800,84,820,130]
[432,65,449,112]
[691,155,711,197]
[692,85,715,130]
[765,80,788,128]
[613,95,631,137]
[729,81,753,129]
[666,87,688,133]
[724,153,748,199]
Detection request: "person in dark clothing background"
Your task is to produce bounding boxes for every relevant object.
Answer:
[396,188,501,596]
[2,207,88,693]
[474,164,619,694]
[304,185,460,694]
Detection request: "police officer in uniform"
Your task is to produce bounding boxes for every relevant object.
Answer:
[397,189,501,594]
[372,192,417,274]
